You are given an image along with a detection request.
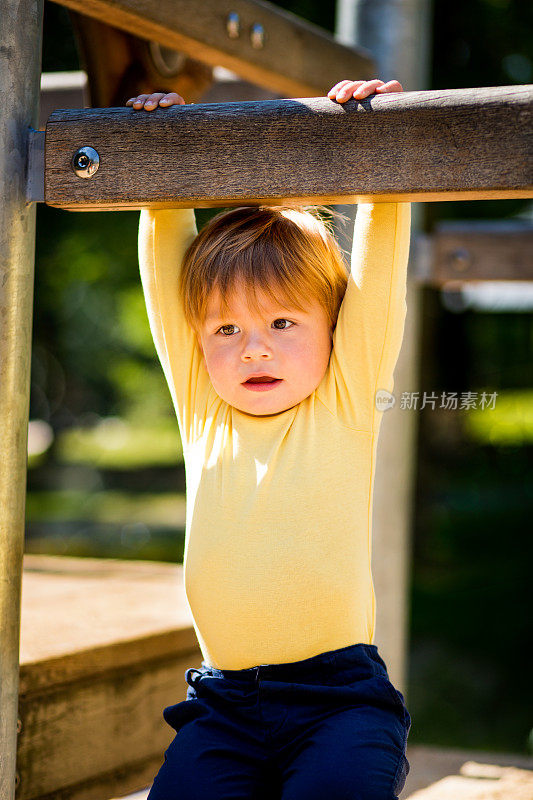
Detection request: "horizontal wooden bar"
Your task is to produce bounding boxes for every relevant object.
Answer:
[50,0,375,98]
[44,85,533,210]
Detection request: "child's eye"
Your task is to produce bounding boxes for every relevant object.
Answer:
[217,324,239,336]
[272,319,294,330]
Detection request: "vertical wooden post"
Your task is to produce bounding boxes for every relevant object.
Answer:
[334,0,432,692]
[0,0,44,796]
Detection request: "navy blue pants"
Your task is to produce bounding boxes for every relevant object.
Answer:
[148,643,411,800]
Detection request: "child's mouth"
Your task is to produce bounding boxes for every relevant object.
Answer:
[242,377,283,392]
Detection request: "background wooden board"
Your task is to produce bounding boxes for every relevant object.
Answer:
[431,221,533,284]
[409,221,533,284]
[49,0,375,98]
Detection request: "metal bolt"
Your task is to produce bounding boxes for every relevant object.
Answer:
[17,717,22,733]
[250,23,265,49]
[71,146,100,179]
[448,247,472,273]
[226,12,240,38]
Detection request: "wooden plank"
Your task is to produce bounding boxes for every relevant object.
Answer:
[44,85,533,210]
[17,654,195,800]
[49,0,375,98]
[18,555,202,800]
[20,555,197,692]
[430,220,533,284]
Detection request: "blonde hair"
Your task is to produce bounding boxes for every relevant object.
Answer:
[179,205,350,335]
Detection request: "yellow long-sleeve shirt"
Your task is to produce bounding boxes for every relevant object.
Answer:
[138,202,411,669]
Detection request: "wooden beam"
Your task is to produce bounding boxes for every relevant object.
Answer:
[50,0,376,98]
[426,221,533,284]
[43,85,533,211]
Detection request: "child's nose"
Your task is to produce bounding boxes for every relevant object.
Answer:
[241,332,274,360]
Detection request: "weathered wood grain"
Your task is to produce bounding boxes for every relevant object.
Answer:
[44,85,533,210]
[17,655,195,800]
[49,0,375,98]
[18,555,202,800]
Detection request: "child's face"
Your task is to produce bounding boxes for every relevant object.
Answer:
[197,281,333,416]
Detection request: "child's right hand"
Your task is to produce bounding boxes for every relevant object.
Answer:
[126,92,186,110]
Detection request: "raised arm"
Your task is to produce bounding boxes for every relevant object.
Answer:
[138,206,197,380]
[317,80,411,429]
[138,207,211,441]
[319,202,412,431]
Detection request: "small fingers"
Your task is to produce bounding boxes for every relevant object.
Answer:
[159,92,186,106]
[327,78,403,103]
[350,79,385,99]
[126,92,186,110]
[374,80,404,93]
[143,93,166,109]
[328,80,365,101]
[126,94,150,108]
[327,79,356,97]
[328,79,382,102]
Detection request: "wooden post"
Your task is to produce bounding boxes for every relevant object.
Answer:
[42,86,533,210]
[0,0,44,797]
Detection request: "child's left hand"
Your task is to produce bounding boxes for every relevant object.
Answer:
[327,79,403,102]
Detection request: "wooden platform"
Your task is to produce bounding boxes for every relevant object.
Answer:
[404,746,533,798]
[18,555,201,800]
[18,555,533,800]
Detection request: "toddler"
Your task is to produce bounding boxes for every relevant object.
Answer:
[128,77,411,800]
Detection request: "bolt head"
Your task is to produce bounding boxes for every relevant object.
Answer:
[251,23,265,49]
[71,146,100,178]
[226,12,240,38]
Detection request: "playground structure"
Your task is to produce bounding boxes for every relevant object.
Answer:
[1,0,532,798]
